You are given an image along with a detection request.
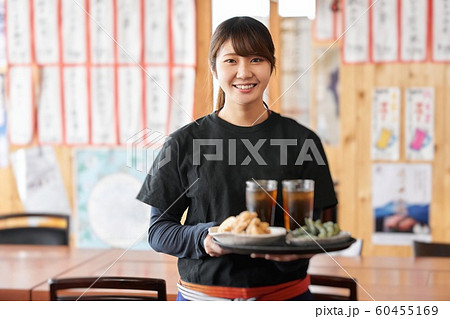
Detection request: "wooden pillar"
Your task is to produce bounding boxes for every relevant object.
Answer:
[193,0,213,119]
[268,0,282,113]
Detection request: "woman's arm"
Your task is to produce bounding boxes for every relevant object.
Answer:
[148,206,216,259]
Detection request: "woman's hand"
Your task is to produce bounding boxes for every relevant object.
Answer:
[250,253,315,262]
[204,234,230,257]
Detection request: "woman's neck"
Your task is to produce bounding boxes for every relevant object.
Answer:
[217,102,269,127]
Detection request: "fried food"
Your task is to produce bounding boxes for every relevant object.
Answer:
[218,216,236,232]
[218,211,270,235]
[246,218,270,235]
[232,211,257,234]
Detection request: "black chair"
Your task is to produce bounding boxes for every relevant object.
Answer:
[309,274,357,301]
[48,276,167,301]
[413,241,450,257]
[0,213,70,245]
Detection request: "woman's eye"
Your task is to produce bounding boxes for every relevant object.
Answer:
[224,59,236,63]
[251,57,264,62]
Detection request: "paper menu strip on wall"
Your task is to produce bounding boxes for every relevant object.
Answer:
[172,0,196,65]
[400,0,428,62]
[169,66,195,133]
[405,87,434,160]
[315,0,334,41]
[343,0,370,63]
[117,0,141,64]
[0,75,8,168]
[145,0,169,64]
[37,67,62,144]
[10,146,71,214]
[433,0,450,61]
[118,66,142,144]
[0,0,7,67]
[33,0,59,64]
[372,0,398,62]
[371,87,401,160]
[64,67,89,144]
[6,0,31,64]
[8,66,33,145]
[62,0,86,63]
[90,0,114,64]
[145,66,169,134]
[91,67,116,144]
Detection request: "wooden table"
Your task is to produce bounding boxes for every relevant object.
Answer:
[2,245,450,301]
[309,255,450,300]
[0,245,108,300]
[31,248,179,300]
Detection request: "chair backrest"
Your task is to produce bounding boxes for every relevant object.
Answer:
[309,274,357,301]
[0,213,70,245]
[413,241,450,257]
[48,276,167,301]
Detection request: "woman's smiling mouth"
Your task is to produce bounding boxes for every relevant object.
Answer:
[233,84,257,90]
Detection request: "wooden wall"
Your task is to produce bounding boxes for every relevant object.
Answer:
[326,63,450,256]
[1,0,449,256]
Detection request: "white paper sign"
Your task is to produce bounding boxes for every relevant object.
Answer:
[64,67,89,144]
[343,0,370,63]
[371,87,401,160]
[169,67,195,133]
[0,0,6,67]
[0,75,8,167]
[172,0,196,65]
[315,0,334,41]
[405,87,434,160]
[372,0,398,62]
[62,0,87,63]
[280,18,312,125]
[401,0,428,62]
[315,46,340,146]
[146,67,169,134]
[90,0,114,64]
[433,0,450,61]
[372,163,432,245]
[91,67,116,144]
[8,66,33,145]
[145,0,169,64]
[33,0,59,64]
[6,0,31,64]
[37,67,62,144]
[10,146,71,214]
[118,66,142,144]
[117,0,141,63]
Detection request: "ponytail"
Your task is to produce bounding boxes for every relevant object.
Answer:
[216,88,225,110]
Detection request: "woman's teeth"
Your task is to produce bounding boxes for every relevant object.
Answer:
[234,84,256,89]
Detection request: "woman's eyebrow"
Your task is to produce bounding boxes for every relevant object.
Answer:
[221,52,238,57]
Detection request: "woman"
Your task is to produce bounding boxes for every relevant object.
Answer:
[137,16,337,300]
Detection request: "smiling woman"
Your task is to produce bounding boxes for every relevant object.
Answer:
[137,16,337,301]
[209,16,275,124]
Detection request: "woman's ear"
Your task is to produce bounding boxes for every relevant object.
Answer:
[210,66,217,79]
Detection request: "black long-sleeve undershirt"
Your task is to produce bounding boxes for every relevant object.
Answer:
[148,206,216,259]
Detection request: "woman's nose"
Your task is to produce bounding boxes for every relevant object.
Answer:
[236,63,252,79]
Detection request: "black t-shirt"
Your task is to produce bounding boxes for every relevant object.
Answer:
[137,111,337,287]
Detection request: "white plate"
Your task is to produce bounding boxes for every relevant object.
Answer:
[285,231,352,246]
[208,226,286,246]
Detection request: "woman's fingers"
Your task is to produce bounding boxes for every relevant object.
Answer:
[204,234,230,257]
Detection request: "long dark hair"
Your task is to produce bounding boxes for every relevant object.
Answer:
[209,17,276,110]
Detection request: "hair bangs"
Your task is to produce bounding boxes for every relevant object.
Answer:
[229,20,274,63]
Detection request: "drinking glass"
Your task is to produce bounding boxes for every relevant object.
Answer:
[282,179,314,231]
[245,180,278,225]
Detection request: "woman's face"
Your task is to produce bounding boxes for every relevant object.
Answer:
[214,40,271,109]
